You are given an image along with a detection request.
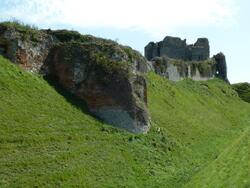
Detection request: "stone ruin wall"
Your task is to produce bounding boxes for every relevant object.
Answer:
[145,36,210,61]
[145,36,228,82]
[147,57,216,82]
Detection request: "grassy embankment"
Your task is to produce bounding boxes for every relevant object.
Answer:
[0,56,250,187]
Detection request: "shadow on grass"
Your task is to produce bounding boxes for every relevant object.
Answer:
[44,75,91,115]
[43,75,128,133]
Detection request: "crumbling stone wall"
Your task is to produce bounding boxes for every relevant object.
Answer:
[159,36,188,60]
[149,56,216,81]
[190,38,210,61]
[214,52,229,83]
[145,36,228,82]
[145,36,210,61]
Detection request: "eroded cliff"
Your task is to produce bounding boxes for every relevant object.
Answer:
[0,22,150,133]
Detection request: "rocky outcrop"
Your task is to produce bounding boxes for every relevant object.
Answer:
[43,41,150,133]
[145,36,210,61]
[0,22,150,133]
[150,56,216,81]
[0,23,54,72]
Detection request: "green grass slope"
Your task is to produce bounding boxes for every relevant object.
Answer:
[232,82,250,103]
[147,73,250,187]
[0,56,250,187]
[184,127,250,188]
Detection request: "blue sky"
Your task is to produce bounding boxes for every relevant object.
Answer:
[0,0,249,83]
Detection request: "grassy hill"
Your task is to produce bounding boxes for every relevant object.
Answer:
[0,56,250,187]
[184,127,250,188]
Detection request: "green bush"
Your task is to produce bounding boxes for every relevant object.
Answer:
[232,82,250,103]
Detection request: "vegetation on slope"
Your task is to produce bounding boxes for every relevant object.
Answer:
[0,56,250,187]
[147,73,250,187]
[0,21,147,70]
[185,127,250,188]
[232,82,250,103]
[151,56,216,78]
[0,21,43,42]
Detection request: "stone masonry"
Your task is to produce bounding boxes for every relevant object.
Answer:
[145,36,228,82]
[145,36,210,61]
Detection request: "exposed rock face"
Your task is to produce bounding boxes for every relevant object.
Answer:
[145,36,210,61]
[150,56,216,81]
[0,24,54,72]
[0,22,150,133]
[43,42,150,133]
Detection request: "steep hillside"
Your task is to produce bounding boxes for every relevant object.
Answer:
[0,21,150,133]
[232,82,250,103]
[147,73,250,187]
[0,56,250,187]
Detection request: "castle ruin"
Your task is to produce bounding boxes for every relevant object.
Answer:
[145,36,209,61]
[145,36,228,82]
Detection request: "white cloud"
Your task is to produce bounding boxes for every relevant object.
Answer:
[0,0,238,37]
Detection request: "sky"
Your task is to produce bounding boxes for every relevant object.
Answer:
[0,0,249,83]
